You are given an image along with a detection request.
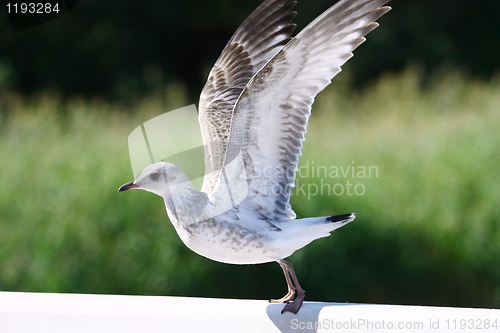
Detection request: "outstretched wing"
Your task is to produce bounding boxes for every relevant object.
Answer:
[218,0,391,221]
[199,0,297,193]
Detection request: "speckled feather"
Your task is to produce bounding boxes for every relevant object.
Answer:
[205,0,390,224]
[121,0,390,314]
[199,0,298,194]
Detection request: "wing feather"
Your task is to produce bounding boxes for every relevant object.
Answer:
[217,0,391,221]
[199,0,297,193]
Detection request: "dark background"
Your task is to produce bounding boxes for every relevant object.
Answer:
[1,0,499,101]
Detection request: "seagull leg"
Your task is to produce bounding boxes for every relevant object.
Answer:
[269,260,306,314]
[279,260,306,314]
[270,260,296,304]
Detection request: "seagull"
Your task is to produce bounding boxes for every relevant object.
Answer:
[119,0,390,314]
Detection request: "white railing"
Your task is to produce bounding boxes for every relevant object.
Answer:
[1,292,498,332]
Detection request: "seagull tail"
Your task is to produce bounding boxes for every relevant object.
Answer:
[326,213,356,225]
[295,212,355,233]
[312,212,356,234]
[277,213,355,259]
[286,212,355,244]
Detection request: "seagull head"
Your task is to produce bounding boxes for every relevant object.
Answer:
[118,161,190,197]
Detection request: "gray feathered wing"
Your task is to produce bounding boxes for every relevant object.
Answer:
[215,0,391,222]
[199,0,297,194]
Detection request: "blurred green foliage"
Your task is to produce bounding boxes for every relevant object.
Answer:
[0,69,499,308]
[0,0,499,100]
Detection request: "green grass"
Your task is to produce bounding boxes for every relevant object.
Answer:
[1,68,499,308]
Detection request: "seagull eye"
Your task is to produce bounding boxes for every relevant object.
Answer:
[150,171,160,181]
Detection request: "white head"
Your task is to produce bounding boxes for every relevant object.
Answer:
[118,161,192,198]
[119,161,212,225]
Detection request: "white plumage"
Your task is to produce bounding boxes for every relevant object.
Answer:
[120,0,390,314]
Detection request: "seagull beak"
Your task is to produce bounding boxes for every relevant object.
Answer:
[118,181,139,192]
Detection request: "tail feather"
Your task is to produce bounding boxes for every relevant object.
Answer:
[326,213,356,223]
[289,212,355,239]
[310,212,355,234]
[278,212,356,259]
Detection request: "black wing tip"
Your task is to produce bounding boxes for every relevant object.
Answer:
[326,213,356,223]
